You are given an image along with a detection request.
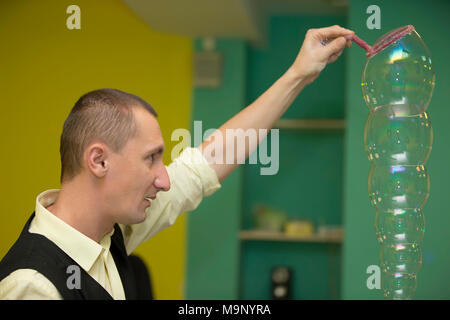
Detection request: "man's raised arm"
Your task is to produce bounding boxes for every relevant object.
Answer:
[197,25,354,182]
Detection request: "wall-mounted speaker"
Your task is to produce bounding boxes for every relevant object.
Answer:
[271,266,291,300]
[193,51,223,88]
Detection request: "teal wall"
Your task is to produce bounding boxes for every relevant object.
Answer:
[247,15,347,120]
[186,0,450,300]
[342,0,450,299]
[241,15,346,300]
[185,39,247,299]
[243,15,347,229]
[186,14,347,300]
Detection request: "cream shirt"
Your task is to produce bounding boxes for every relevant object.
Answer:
[0,147,221,300]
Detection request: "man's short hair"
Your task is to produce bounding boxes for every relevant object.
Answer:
[60,88,158,184]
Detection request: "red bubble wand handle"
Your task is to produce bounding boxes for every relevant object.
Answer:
[345,34,371,52]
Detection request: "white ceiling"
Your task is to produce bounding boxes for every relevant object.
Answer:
[122,0,348,45]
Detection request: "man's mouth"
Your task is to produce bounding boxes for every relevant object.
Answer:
[144,195,156,206]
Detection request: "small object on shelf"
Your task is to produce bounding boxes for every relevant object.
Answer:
[317,225,344,239]
[253,204,287,232]
[284,219,314,237]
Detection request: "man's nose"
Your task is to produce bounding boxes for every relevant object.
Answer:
[154,165,171,192]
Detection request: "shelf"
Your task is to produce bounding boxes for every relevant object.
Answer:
[274,118,346,130]
[239,230,343,244]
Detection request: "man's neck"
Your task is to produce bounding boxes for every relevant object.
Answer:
[46,179,114,243]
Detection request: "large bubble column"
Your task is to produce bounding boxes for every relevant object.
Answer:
[360,26,435,299]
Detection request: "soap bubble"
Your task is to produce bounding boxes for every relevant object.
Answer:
[368,164,430,212]
[375,208,425,245]
[380,241,422,300]
[361,27,435,116]
[382,271,417,300]
[381,242,422,275]
[364,109,433,166]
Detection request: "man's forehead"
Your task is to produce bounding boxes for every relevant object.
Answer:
[133,108,162,136]
[133,106,164,144]
[134,107,159,130]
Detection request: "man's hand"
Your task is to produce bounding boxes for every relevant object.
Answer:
[289,25,354,85]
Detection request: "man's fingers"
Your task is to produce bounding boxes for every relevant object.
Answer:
[324,36,347,58]
[328,54,339,64]
[313,25,354,40]
[328,49,343,64]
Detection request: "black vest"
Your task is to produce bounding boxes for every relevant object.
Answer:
[0,212,140,300]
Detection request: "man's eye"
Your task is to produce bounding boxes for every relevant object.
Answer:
[148,151,162,164]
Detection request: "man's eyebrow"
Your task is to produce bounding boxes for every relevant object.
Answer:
[145,145,165,155]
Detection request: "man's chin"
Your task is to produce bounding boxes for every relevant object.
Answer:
[135,212,147,224]
[117,212,147,226]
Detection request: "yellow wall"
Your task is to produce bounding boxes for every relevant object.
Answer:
[0,0,193,299]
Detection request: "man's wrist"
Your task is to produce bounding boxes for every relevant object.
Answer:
[284,66,308,91]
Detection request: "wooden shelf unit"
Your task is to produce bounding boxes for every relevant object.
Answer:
[274,118,346,130]
[239,230,343,244]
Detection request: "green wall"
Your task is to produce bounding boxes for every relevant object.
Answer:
[342,0,450,299]
[185,39,247,299]
[186,14,347,300]
[243,15,347,229]
[185,1,450,300]
[241,15,346,300]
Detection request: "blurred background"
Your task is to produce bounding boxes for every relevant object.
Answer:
[0,0,449,300]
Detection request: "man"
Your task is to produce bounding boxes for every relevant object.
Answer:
[0,25,354,299]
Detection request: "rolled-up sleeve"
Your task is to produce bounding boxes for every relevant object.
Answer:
[121,147,221,254]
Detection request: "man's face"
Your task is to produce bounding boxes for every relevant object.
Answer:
[104,106,170,225]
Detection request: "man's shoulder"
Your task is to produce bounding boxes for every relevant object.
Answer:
[0,223,64,271]
[0,215,76,294]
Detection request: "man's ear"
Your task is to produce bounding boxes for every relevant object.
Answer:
[86,143,109,177]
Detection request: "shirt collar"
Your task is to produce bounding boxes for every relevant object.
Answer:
[31,189,115,273]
